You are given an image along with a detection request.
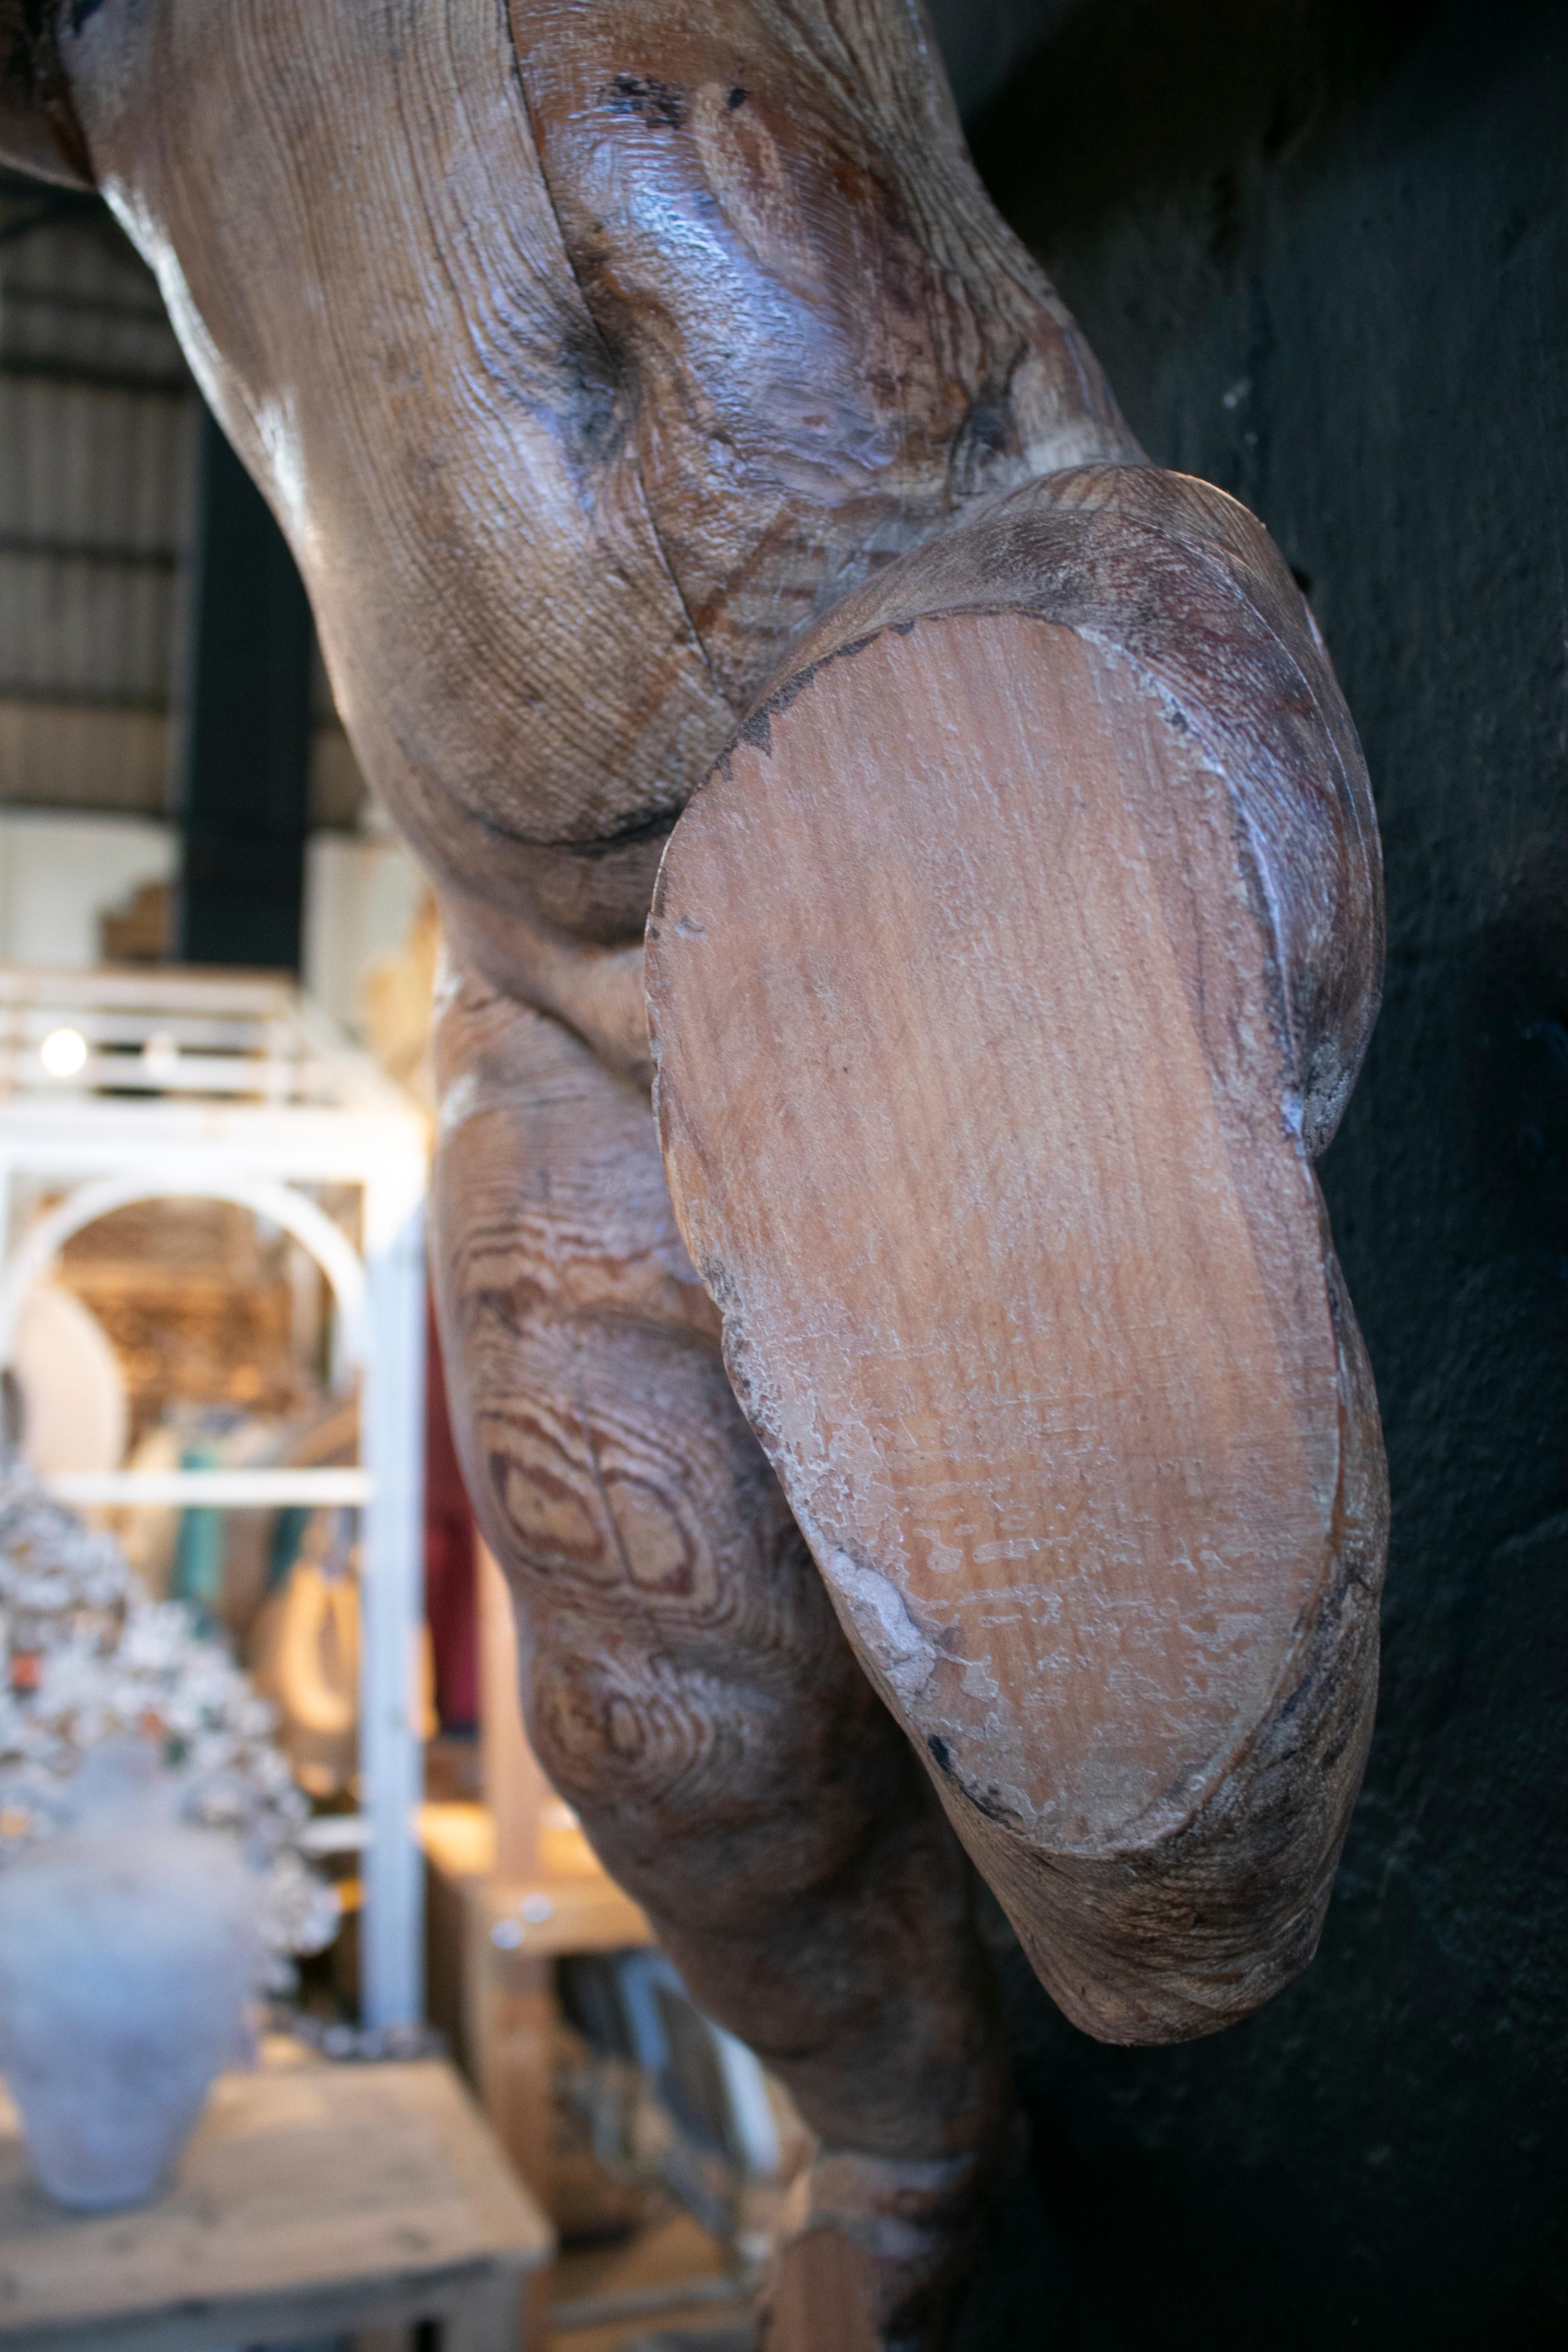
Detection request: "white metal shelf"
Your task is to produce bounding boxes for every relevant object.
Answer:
[48,1467,375,1508]
[0,963,429,2027]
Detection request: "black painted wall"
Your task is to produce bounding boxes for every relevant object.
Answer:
[938,3,1567,2344]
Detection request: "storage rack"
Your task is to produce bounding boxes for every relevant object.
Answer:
[0,964,429,2026]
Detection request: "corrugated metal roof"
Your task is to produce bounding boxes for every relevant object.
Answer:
[0,379,195,707]
[0,702,169,815]
[0,204,194,816]
[0,202,189,390]
[0,193,367,828]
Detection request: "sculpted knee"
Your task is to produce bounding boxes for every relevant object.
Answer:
[522,1599,916,1926]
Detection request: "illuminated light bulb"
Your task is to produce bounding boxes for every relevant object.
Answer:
[38,1028,87,1079]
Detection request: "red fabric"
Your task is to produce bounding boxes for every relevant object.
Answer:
[424,1288,477,1730]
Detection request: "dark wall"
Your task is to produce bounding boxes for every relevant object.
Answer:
[946,3,1568,2344]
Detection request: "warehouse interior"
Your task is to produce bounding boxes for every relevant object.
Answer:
[0,3,1563,2348]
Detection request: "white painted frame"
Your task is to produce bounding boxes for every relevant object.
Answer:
[0,966,429,2027]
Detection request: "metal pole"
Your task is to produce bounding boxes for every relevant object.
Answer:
[359,1181,427,2028]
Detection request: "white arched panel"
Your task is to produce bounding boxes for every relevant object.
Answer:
[0,1165,366,1371]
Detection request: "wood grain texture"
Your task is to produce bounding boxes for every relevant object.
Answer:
[508,0,1139,711]
[648,468,1388,2040]
[55,0,1133,1068]
[63,0,733,1006]
[13,3,1390,2335]
[431,966,1011,2335]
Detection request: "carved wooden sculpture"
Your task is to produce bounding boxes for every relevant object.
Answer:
[1,4,1387,2344]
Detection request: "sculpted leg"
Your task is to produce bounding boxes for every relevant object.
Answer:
[0,3,1390,2338]
[431,963,1013,2347]
[649,466,1387,2045]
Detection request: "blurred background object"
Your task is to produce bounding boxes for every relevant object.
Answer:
[0,966,429,2031]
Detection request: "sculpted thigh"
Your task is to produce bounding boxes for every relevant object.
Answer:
[430,968,909,1916]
